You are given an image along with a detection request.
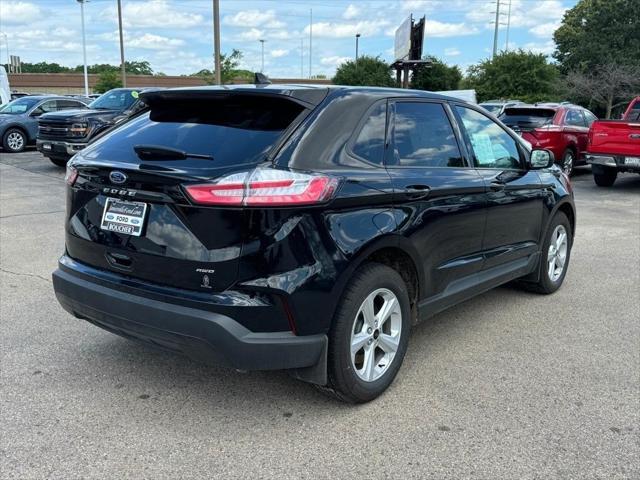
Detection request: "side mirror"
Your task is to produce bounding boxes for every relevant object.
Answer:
[529,149,555,169]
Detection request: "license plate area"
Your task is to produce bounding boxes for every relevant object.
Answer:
[625,156,640,166]
[100,198,147,237]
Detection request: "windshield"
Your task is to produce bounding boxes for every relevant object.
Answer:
[499,108,556,128]
[0,97,40,114]
[89,90,139,111]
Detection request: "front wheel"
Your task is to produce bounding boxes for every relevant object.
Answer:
[323,263,411,403]
[2,128,26,153]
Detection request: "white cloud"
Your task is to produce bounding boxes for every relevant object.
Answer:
[270,49,289,58]
[529,22,560,39]
[425,19,477,38]
[444,47,461,57]
[466,0,567,30]
[305,20,389,38]
[320,56,351,67]
[401,0,442,12]
[237,28,264,41]
[523,40,556,55]
[224,9,285,29]
[101,0,203,28]
[127,33,185,50]
[1,1,40,24]
[342,4,360,20]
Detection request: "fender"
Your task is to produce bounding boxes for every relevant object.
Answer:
[1,123,31,142]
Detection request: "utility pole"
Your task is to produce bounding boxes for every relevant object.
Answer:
[505,0,512,51]
[77,0,89,96]
[355,33,360,63]
[309,8,312,78]
[259,39,265,72]
[117,0,126,86]
[492,0,501,58]
[213,0,221,85]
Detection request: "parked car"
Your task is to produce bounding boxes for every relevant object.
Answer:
[37,88,149,166]
[586,97,640,186]
[52,85,575,403]
[499,103,598,175]
[479,99,523,116]
[0,95,89,153]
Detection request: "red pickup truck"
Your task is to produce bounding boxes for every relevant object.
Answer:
[586,97,640,186]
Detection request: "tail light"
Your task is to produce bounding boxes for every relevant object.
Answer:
[65,165,78,186]
[184,168,339,206]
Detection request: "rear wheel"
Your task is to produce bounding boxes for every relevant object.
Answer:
[593,166,617,187]
[520,211,572,294]
[560,149,575,176]
[48,157,68,167]
[2,128,26,153]
[323,263,411,403]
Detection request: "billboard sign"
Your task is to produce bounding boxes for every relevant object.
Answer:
[394,15,412,61]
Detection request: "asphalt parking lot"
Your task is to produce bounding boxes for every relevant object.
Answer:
[1,150,639,479]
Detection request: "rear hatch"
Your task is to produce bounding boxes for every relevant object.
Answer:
[588,120,640,156]
[65,89,320,292]
[500,107,557,143]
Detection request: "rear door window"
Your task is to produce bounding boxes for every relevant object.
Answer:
[86,94,306,168]
[565,109,586,127]
[388,101,463,168]
[351,101,387,165]
[456,105,522,169]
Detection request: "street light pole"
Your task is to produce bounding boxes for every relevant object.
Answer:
[117,0,126,87]
[355,33,360,63]
[213,0,221,85]
[492,0,501,58]
[259,39,265,72]
[77,0,89,96]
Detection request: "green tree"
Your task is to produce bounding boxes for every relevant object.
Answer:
[20,62,73,73]
[463,50,559,103]
[94,71,122,93]
[190,50,251,84]
[554,0,640,73]
[411,57,462,91]
[332,56,394,87]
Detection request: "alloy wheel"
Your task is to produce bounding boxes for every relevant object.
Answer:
[350,288,402,382]
[547,224,568,282]
[6,132,24,152]
[562,151,574,176]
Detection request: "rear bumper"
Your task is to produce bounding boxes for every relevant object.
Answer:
[37,139,86,157]
[52,258,327,372]
[586,153,640,172]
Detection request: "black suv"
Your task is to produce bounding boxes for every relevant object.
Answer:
[37,88,148,167]
[52,86,575,402]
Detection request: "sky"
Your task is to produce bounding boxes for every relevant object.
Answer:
[0,0,578,78]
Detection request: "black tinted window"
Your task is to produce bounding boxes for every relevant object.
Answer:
[390,102,463,168]
[565,109,586,127]
[352,102,386,165]
[86,95,305,168]
[456,106,521,169]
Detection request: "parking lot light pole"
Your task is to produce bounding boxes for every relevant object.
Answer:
[77,0,89,96]
[117,0,126,87]
[259,39,265,72]
[213,0,221,85]
[355,33,360,63]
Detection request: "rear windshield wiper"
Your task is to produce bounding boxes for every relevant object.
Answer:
[133,144,214,161]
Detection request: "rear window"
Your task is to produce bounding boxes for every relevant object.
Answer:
[85,95,305,167]
[499,108,556,128]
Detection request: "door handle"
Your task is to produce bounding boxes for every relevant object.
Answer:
[489,181,506,191]
[404,184,431,199]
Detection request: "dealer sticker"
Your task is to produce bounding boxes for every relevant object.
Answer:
[100,198,147,237]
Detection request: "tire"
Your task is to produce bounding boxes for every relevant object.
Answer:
[560,149,575,176]
[2,128,26,153]
[322,262,411,403]
[593,167,617,187]
[48,157,68,167]
[520,211,572,294]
